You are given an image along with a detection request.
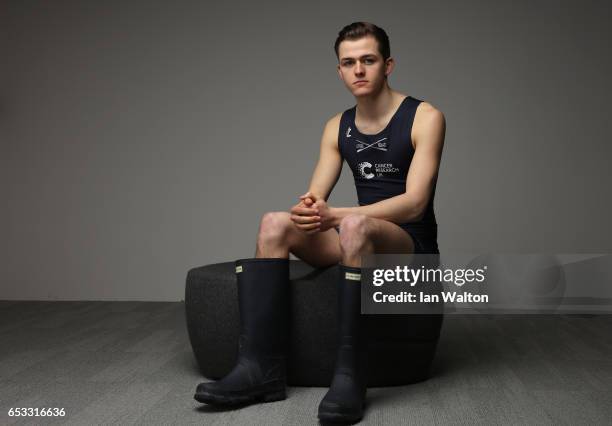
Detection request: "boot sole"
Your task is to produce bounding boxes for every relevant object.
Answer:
[318,401,365,424]
[194,387,286,407]
[318,411,363,424]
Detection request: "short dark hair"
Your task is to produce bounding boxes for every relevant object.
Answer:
[334,22,391,61]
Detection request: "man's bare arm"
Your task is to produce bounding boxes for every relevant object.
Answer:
[305,114,343,201]
[329,103,445,226]
[289,114,343,233]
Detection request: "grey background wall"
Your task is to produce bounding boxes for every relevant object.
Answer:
[2,0,611,301]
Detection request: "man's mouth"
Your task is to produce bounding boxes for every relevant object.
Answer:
[354,80,368,85]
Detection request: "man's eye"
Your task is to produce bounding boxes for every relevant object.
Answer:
[364,58,375,64]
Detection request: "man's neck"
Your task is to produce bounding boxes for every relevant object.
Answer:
[354,84,398,122]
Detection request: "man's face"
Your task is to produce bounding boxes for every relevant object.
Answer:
[336,35,393,97]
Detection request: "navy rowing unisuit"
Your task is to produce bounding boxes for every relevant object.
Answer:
[337,96,438,254]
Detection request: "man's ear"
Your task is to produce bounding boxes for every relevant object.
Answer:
[385,57,395,77]
[337,64,344,81]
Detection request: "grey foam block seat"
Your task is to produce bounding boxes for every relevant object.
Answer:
[185,260,443,387]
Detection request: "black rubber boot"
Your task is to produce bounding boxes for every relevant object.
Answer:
[194,258,290,407]
[318,264,367,424]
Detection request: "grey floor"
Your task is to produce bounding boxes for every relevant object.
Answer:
[0,301,611,425]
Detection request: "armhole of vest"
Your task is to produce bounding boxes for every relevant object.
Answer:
[337,111,346,157]
[407,99,422,151]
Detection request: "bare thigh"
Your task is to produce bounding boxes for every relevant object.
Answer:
[353,216,416,254]
[283,218,342,268]
[290,215,416,266]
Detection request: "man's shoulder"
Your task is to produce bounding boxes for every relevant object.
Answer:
[323,112,343,132]
[412,101,445,146]
[415,101,444,120]
[327,112,343,125]
[414,101,445,131]
[318,112,345,150]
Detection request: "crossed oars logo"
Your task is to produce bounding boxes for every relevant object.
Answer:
[356,137,388,153]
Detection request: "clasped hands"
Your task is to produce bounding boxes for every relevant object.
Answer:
[290,191,336,234]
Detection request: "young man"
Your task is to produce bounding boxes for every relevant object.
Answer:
[194,22,445,423]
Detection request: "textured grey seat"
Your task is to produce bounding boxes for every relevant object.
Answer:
[185,260,443,387]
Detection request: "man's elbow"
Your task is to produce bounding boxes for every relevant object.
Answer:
[409,206,426,222]
[402,196,427,222]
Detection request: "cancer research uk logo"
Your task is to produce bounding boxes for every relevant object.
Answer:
[357,162,400,179]
[357,162,375,179]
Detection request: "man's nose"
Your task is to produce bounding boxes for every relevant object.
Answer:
[355,61,365,75]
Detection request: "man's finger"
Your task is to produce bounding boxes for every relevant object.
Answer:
[290,206,318,216]
[295,221,321,231]
[299,191,317,201]
[291,214,321,224]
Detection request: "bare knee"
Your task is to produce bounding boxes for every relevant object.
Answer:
[339,214,373,256]
[258,211,293,248]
